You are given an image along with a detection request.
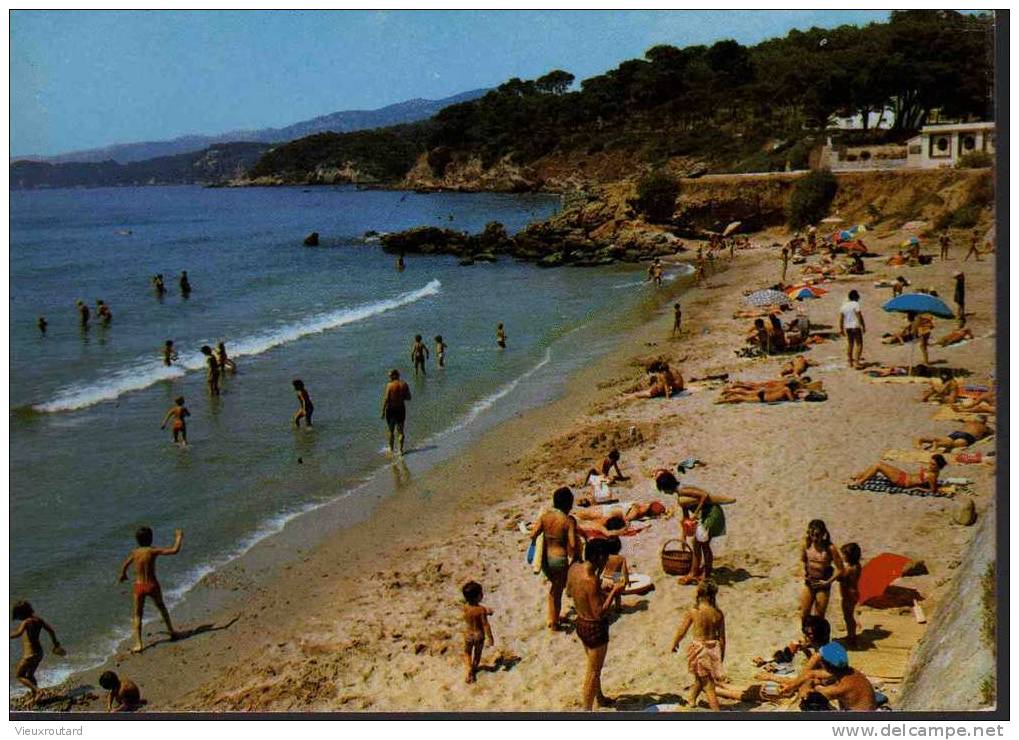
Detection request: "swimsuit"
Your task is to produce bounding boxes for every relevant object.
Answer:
[575,616,609,649]
[134,581,160,599]
[686,639,724,681]
[385,406,406,430]
[949,431,977,445]
[805,547,834,592]
[542,554,568,581]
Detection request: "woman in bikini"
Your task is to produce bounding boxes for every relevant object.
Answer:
[851,454,947,496]
[529,486,578,630]
[799,520,844,622]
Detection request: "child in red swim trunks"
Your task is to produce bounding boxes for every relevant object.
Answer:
[118,526,183,653]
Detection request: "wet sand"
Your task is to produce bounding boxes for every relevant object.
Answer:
[22,229,996,713]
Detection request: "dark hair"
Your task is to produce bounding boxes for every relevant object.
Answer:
[802,615,831,646]
[754,318,765,328]
[414,334,422,342]
[604,515,626,531]
[552,486,574,514]
[461,581,483,604]
[769,314,782,330]
[606,536,622,555]
[135,526,153,546]
[584,537,612,564]
[200,345,212,355]
[655,470,679,494]
[932,454,948,470]
[292,379,304,390]
[848,290,860,301]
[820,658,852,677]
[608,449,620,462]
[841,542,862,566]
[674,303,681,309]
[389,369,400,380]
[165,339,173,346]
[12,601,33,621]
[434,335,442,343]
[805,520,831,550]
[174,396,185,405]
[99,671,121,691]
[217,341,225,349]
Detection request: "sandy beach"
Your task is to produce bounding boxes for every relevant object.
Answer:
[23,225,996,714]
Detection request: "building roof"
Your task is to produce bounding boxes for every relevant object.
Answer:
[921,122,995,134]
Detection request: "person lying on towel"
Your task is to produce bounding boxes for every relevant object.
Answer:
[915,416,992,451]
[851,454,947,495]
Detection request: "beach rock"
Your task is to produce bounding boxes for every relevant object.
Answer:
[303,232,320,246]
[902,560,929,577]
[952,499,977,526]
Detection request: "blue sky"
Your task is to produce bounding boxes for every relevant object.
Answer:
[10,10,891,156]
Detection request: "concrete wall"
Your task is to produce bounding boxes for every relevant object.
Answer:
[897,500,996,711]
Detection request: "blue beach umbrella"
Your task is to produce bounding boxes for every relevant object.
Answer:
[882,293,954,318]
[788,286,821,301]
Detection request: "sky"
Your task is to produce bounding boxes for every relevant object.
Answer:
[9,9,893,157]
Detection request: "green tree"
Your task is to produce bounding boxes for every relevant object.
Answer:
[535,69,575,95]
[634,171,681,223]
[787,169,838,229]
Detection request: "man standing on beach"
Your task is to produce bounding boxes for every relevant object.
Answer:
[566,538,623,711]
[838,290,865,369]
[939,233,951,261]
[953,272,966,327]
[781,246,790,284]
[381,369,412,455]
[672,303,682,337]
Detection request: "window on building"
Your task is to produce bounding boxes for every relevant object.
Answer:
[962,135,976,153]
[909,144,922,155]
[930,135,952,158]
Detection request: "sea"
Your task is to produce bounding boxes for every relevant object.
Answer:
[9,185,686,689]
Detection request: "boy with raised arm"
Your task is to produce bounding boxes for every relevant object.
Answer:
[118,527,183,653]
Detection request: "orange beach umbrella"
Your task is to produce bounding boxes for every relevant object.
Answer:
[858,552,912,605]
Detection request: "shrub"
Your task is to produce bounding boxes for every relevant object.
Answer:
[634,170,681,223]
[958,151,993,169]
[982,561,996,653]
[950,204,982,229]
[786,169,838,229]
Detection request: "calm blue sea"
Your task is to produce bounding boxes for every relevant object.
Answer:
[9,185,678,688]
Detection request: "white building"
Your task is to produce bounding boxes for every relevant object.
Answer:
[906,122,995,168]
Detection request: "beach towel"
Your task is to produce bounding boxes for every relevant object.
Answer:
[867,376,936,385]
[848,473,954,498]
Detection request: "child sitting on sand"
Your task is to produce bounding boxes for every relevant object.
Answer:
[838,543,862,646]
[461,581,494,684]
[600,536,629,612]
[99,670,142,712]
[10,601,64,702]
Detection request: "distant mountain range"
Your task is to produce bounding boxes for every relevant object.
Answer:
[13,88,489,165]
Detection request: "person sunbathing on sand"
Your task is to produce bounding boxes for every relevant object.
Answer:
[916,416,992,451]
[922,377,961,404]
[716,379,804,404]
[670,579,726,711]
[118,526,183,653]
[529,487,578,631]
[952,397,996,415]
[936,327,974,347]
[851,454,947,495]
[460,581,494,684]
[781,356,816,377]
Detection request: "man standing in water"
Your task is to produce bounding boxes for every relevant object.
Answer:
[179,271,192,298]
[200,345,220,396]
[410,335,429,376]
[76,300,90,329]
[566,537,624,710]
[381,369,412,456]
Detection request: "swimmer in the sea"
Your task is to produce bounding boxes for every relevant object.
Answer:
[435,335,447,369]
[292,379,314,428]
[497,323,507,349]
[411,334,429,376]
[200,345,220,396]
[162,340,178,367]
[397,254,406,272]
[96,299,112,326]
[118,526,183,653]
[37,316,47,335]
[152,274,166,298]
[160,396,190,447]
[76,300,90,329]
[216,342,237,375]
[179,271,191,298]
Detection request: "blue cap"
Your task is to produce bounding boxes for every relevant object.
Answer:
[820,642,849,668]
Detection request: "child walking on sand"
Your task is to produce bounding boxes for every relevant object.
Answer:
[839,543,862,646]
[461,581,494,684]
[292,379,314,428]
[99,671,142,712]
[10,601,64,702]
[118,527,183,653]
[671,579,726,710]
[160,396,190,447]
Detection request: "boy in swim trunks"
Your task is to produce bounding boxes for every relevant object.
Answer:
[381,369,412,455]
[838,543,862,646]
[566,538,624,710]
[160,396,190,447]
[530,487,578,630]
[99,670,142,712]
[10,600,64,702]
[600,449,628,482]
[410,335,429,376]
[672,303,682,337]
[671,579,726,710]
[292,379,314,428]
[460,581,494,684]
[118,526,183,653]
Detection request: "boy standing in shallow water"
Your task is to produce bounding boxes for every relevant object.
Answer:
[410,334,429,376]
[160,396,190,447]
[10,600,64,702]
[118,527,183,653]
[671,579,726,710]
[461,581,494,684]
[292,379,314,428]
[496,323,507,349]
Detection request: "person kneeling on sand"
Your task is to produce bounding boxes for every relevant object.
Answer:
[566,538,624,710]
[99,671,142,712]
[460,581,494,684]
[851,454,947,495]
[915,416,992,451]
[529,487,578,631]
[809,643,877,711]
[638,361,684,399]
[671,579,726,710]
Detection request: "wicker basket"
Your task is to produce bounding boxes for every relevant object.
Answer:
[661,538,693,576]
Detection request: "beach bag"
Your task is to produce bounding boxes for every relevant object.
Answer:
[702,503,726,538]
[681,517,698,537]
[661,539,693,576]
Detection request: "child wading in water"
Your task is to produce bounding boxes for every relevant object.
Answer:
[160,396,190,447]
[434,335,447,369]
[670,579,726,710]
[10,601,64,702]
[839,543,862,646]
[118,527,183,653]
[461,581,494,684]
[292,379,314,428]
[162,340,178,366]
[99,671,142,712]
[410,334,429,376]
[496,323,507,349]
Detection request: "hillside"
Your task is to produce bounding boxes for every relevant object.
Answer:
[14,88,488,165]
[238,11,993,190]
[10,142,270,189]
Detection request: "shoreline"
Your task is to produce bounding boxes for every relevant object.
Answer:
[21,229,996,713]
